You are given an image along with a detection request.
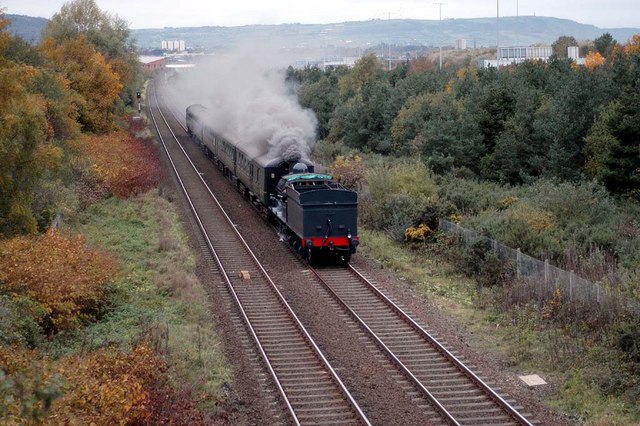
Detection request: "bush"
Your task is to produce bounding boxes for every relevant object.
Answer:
[0,346,62,423]
[361,160,437,240]
[458,238,514,289]
[0,344,163,425]
[52,344,164,425]
[0,230,117,334]
[79,129,161,201]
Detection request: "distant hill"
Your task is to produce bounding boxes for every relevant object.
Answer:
[3,13,638,52]
[132,16,640,51]
[4,14,48,43]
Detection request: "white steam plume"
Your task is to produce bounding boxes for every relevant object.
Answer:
[166,44,317,161]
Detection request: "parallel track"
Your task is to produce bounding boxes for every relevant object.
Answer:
[148,81,370,426]
[310,265,537,426]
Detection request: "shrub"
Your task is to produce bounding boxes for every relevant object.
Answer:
[51,344,164,425]
[0,344,164,425]
[459,238,514,289]
[79,129,161,200]
[329,154,367,190]
[361,160,437,240]
[404,224,431,243]
[0,346,62,423]
[0,230,117,334]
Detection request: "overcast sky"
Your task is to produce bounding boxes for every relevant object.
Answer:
[2,0,638,29]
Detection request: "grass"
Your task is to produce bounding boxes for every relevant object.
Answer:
[58,190,231,411]
[359,228,640,425]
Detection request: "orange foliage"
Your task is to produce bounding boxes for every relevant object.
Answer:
[80,128,161,200]
[0,346,60,423]
[624,34,640,55]
[0,344,164,425]
[51,344,165,425]
[585,51,605,70]
[409,56,438,74]
[0,229,117,333]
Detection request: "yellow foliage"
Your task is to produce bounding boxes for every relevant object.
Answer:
[41,35,122,133]
[449,214,463,224]
[496,196,519,210]
[445,79,454,93]
[329,154,366,190]
[506,202,555,233]
[404,224,431,243]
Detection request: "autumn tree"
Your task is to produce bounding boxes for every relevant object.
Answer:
[585,51,605,69]
[41,35,122,133]
[338,54,381,98]
[42,0,141,104]
[0,14,80,235]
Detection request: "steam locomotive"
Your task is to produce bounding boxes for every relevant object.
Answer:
[186,104,359,263]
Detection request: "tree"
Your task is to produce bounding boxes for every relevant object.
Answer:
[42,0,140,104]
[552,35,579,59]
[298,75,338,139]
[41,35,122,133]
[594,32,617,57]
[585,51,605,70]
[584,90,640,200]
[338,54,381,99]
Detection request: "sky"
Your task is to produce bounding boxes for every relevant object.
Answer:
[1,0,639,29]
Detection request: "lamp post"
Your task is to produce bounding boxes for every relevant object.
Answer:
[434,2,446,70]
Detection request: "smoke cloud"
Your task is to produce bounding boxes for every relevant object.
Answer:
[164,44,317,161]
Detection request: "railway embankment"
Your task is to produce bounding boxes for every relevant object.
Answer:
[0,116,235,424]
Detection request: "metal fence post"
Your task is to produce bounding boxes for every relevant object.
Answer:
[569,270,575,299]
[516,248,521,279]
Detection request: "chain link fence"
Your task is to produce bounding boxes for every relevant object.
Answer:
[439,219,634,314]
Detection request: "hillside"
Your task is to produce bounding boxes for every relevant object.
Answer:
[4,14,48,43]
[132,16,640,51]
[4,12,639,53]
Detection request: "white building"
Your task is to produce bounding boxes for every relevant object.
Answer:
[161,40,186,52]
[455,39,467,50]
[479,45,552,68]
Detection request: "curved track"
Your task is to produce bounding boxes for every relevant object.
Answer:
[310,265,536,426]
[147,81,370,426]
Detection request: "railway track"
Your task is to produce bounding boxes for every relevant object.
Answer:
[309,265,536,426]
[147,81,370,426]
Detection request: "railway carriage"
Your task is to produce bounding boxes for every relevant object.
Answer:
[186,104,359,263]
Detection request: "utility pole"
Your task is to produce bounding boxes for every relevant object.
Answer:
[387,12,392,71]
[434,2,446,70]
[496,0,500,68]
